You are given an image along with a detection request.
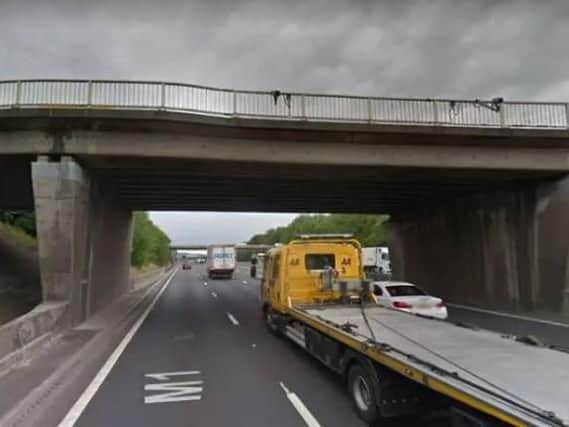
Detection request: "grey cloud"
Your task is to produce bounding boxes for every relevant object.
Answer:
[3,0,569,242]
[2,0,569,99]
[150,212,297,245]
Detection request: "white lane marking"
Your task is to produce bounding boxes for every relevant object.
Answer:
[226,312,239,326]
[242,280,248,285]
[211,291,218,299]
[203,282,208,287]
[448,303,569,328]
[145,381,203,404]
[144,371,203,404]
[279,382,322,427]
[145,371,200,381]
[57,268,178,427]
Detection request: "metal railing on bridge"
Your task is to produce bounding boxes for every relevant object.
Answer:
[0,79,568,129]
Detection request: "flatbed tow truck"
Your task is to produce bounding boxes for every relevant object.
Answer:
[260,235,569,426]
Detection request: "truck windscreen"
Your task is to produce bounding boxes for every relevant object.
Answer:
[305,254,335,270]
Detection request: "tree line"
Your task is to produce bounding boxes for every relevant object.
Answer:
[248,214,389,246]
[130,212,172,268]
[0,211,37,237]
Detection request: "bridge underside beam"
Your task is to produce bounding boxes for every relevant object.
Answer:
[81,157,564,213]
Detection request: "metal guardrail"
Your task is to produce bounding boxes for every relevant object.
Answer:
[0,79,568,129]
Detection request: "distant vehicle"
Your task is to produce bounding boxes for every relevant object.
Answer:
[362,246,391,276]
[206,245,236,279]
[182,260,192,270]
[249,255,258,277]
[372,281,447,319]
[255,253,266,280]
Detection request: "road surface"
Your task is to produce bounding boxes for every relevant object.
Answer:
[447,305,569,349]
[58,263,569,426]
[68,264,367,427]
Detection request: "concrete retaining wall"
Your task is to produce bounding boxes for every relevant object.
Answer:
[0,266,167,364]
[0,301,68,363]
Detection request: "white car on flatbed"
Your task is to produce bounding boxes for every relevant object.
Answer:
[372,281,448,319]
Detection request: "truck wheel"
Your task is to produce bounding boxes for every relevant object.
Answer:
[348,364,379,424]
[263,306,279,333]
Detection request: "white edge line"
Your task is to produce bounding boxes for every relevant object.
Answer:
[279,381,321,427]
[226,312,239,326]
[57,268,178,427]
[448,303,569,328]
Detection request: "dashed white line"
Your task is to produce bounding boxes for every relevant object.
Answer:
[279,382,322,427]
[226,312,239,326]
[211,291,218,299]
[58,268,179,427]
[448,303,569,328]
[242,280,248,285]
[203,282,208,287]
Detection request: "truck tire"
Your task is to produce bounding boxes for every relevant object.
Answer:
[263,305,279,334]
[348,363,379,424]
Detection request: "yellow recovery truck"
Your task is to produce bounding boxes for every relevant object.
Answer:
[260,235,569,426]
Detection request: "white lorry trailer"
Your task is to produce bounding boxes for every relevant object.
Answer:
[206,245,236,279]
[362,246,391,275]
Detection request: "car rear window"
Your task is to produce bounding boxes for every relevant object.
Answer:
[386,285,426,297]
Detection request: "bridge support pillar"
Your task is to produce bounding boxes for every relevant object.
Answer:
[32,156,91,324]
[391,175,569,313]
[537,176,569,313]
[32,156,133,324]
[87,181,133,316]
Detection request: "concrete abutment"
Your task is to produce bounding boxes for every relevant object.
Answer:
[391,176,569,313]
[31,157,133,325]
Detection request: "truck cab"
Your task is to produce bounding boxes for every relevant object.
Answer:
[261,234,365,318]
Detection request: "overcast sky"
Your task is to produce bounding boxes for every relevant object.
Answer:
[2,0,569,243]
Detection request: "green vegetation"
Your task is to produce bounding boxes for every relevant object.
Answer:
[130,212,172,268]
[0,211,36,237]
[0,210,171,268]
[0,222,37,248]
[248,214,389,246]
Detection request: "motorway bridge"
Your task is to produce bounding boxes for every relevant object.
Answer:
[0,78,567,341]
[0,79,569,427]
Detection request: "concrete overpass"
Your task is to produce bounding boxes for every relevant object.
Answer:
[0,79,568,326]
[171,244,271,252]
[171,244,271,261]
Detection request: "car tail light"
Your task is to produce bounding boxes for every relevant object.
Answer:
[392,301,413,309]
[436,302,445,308]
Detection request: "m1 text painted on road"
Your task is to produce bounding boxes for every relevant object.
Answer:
[144,371,204,404]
